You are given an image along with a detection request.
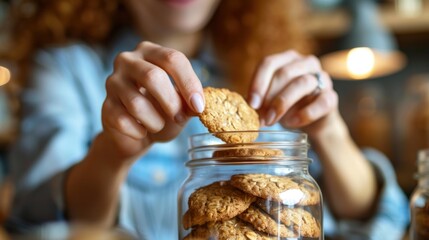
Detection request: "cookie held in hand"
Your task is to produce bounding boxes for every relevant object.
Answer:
[199,87,260,143]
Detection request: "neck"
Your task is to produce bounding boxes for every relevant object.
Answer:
[136,25,204,57]
[159,32,203,57]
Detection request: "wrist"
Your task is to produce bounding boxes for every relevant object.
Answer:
[309,110,351,148]
[65,133,134,225]
[86,133,137,174]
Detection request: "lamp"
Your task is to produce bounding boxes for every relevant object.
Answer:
[0,66,9,86]
[320,0,406,80]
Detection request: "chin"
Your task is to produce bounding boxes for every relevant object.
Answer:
[163,16,210,34]
[173,22,206,34]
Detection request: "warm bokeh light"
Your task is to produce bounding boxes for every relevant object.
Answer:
[0,66,10,86]
[346,47,375,79]
[320,48,406,80]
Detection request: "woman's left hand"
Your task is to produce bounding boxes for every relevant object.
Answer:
[248,50,378,220]
[247,50,339,137]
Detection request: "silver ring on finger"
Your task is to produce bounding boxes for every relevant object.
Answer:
[311,72,324,95]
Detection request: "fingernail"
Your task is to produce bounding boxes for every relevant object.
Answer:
[287,116,300,126]
[174,112,187,126]
[248,93,262,109]
[190,93,205,113]
[260,118,266,127]
[265,109,277,126]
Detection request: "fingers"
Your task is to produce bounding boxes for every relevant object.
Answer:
[282,89,338,128]
[275,55,322,85]
[115,53,187,124]
[248,49,337,128]
[102,97,148,140]
[263,74,321,126]
[248,51,325,112]
[107,77,166,133]
[260,55,323,110]
[103,41,202,145]
[248,50,303,109]
[137,41,205,114]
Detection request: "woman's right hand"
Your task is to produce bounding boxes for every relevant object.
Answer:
[101,41,205,159]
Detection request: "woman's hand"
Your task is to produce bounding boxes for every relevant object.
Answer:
[102,41,205,159]
[247,50,339,139]
[66,41,205,226]
[248,50,378,219]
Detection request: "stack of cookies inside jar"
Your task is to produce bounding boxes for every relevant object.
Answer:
[179,87,323,240]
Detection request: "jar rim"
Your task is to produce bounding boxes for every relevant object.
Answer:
[187,130,310,165]
[186,157,312,167]
[189,130,308,147]
[189,129,306,139]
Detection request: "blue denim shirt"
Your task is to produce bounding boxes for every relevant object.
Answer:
[7,30,410,239]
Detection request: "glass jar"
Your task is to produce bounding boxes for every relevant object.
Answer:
[410,149,429,240]
[178,130,323,240]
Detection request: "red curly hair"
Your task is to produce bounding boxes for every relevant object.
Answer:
[2,0,312,83]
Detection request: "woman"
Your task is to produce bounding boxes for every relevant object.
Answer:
[2,0,408,239]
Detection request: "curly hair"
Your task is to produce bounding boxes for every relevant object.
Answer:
[210,0,313,93]
[0,0,313,132]
[2,0,122,59]
[0,0,126,130]
[1,0,312,82]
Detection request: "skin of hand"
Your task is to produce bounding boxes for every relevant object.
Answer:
[248,50,378,219]
[102,41,206,159]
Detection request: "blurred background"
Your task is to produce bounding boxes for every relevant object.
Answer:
[307,0,429,197]
[0,0,428,238]
[0,0,428,194]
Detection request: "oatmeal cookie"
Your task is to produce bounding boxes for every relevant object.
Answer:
[256,199,321,238]
[184,218,277,240]
[238,205,296,238]
[183,181,256,229]
[199,87,260,143]
[230,173,319,206]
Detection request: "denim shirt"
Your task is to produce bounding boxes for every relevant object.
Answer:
[7,30,410,239]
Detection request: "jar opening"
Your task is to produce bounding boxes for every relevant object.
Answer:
[187,130,310,166]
